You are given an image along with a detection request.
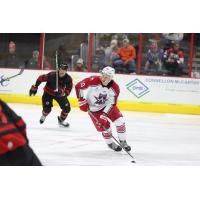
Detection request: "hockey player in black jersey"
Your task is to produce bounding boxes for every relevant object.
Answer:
[0,99,42,166]
[29,63,73,127]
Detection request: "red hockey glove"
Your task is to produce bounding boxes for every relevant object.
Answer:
[98,113,110,129]
[78,98,88,112]
[55,89,65,97]
[29,85,38,96]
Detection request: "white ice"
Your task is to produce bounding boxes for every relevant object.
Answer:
[9,103,200,166]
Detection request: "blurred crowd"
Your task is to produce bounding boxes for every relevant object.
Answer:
[93,33,187,77]
[0,41,52,70]
[0,33,199,77]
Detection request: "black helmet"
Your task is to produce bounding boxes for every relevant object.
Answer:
[58,63,68,70]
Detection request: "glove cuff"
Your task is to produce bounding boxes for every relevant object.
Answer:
[78,98,87,107]
[100,113,108,121]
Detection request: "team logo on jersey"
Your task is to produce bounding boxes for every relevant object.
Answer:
[126,79,149,98]
[94,93,107,105]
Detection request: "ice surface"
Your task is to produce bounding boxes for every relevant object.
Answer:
[9,103,200,166]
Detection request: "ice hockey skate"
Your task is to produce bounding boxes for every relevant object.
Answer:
[119,140,131,152]
[39,115,46,124]
[108,142,122,152]
[58,116,70,128]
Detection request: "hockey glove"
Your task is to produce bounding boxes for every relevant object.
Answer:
[98,113,110,129]
[29,85,38,96]
[78,98,88,112]
[55,89,65,97]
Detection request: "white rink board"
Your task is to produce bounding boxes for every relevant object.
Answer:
[1,68,200,105]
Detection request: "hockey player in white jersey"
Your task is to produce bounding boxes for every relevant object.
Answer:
[75,66,131,152]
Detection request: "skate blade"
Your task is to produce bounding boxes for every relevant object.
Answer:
[58,124,70,128]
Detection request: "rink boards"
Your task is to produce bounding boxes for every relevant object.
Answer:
[1,68,200,115]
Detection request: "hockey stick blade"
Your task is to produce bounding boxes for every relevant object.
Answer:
[111,135,136,164]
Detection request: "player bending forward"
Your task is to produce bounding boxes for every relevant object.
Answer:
[29,64,72,127]
[75,66,131,152]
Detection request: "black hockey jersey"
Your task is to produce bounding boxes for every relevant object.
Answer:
[35,71,73,96]
[0,99,28,155]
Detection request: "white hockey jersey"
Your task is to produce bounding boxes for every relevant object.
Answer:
[75,76,120,114]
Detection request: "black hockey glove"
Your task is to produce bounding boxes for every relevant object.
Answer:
[55,89,65,97]
[29,85,38,96]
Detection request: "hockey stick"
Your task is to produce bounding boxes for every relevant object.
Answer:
[55,50,59,92]
[88,111,136,163]
[0,66,25,84]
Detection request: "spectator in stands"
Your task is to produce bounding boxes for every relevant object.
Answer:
[27,50,39,69]
[27,51,52,70]
[162,33,184,42]
[3,41,24,68]
[74,58,87,72]
[161,33,184,49]
[92,47,105,72]
[58,43,71,65]
[163,42,184,76]
[43,56,52,70]
[97,34,112,50]
[112,38,136,74]
[111,34,128,47]
[105,39,118,66]
[194,33,200,47]
[144,39,164,75]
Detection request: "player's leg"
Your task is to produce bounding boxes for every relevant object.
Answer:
[40,92,53,124]
[127,59,136,74]
[108,106,131,151]
[56,96,71,127]
[88,111,122,151]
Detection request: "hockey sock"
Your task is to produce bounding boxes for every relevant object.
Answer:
[60,111,68,121]
[102,128,113,145]
[114,117,126,141]
[42,111,49,117]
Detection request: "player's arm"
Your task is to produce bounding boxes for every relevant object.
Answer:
[35,74,49,86]
[75,76,94,99]
[29,73,49,96]
[75,76,94,112]
[131,47,136,60]
[65,76,73,96]
[103,82,120,115]
[55,75,73,97]
[0,100,28,141]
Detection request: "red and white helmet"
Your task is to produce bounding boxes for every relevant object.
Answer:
[100,66,115,79]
